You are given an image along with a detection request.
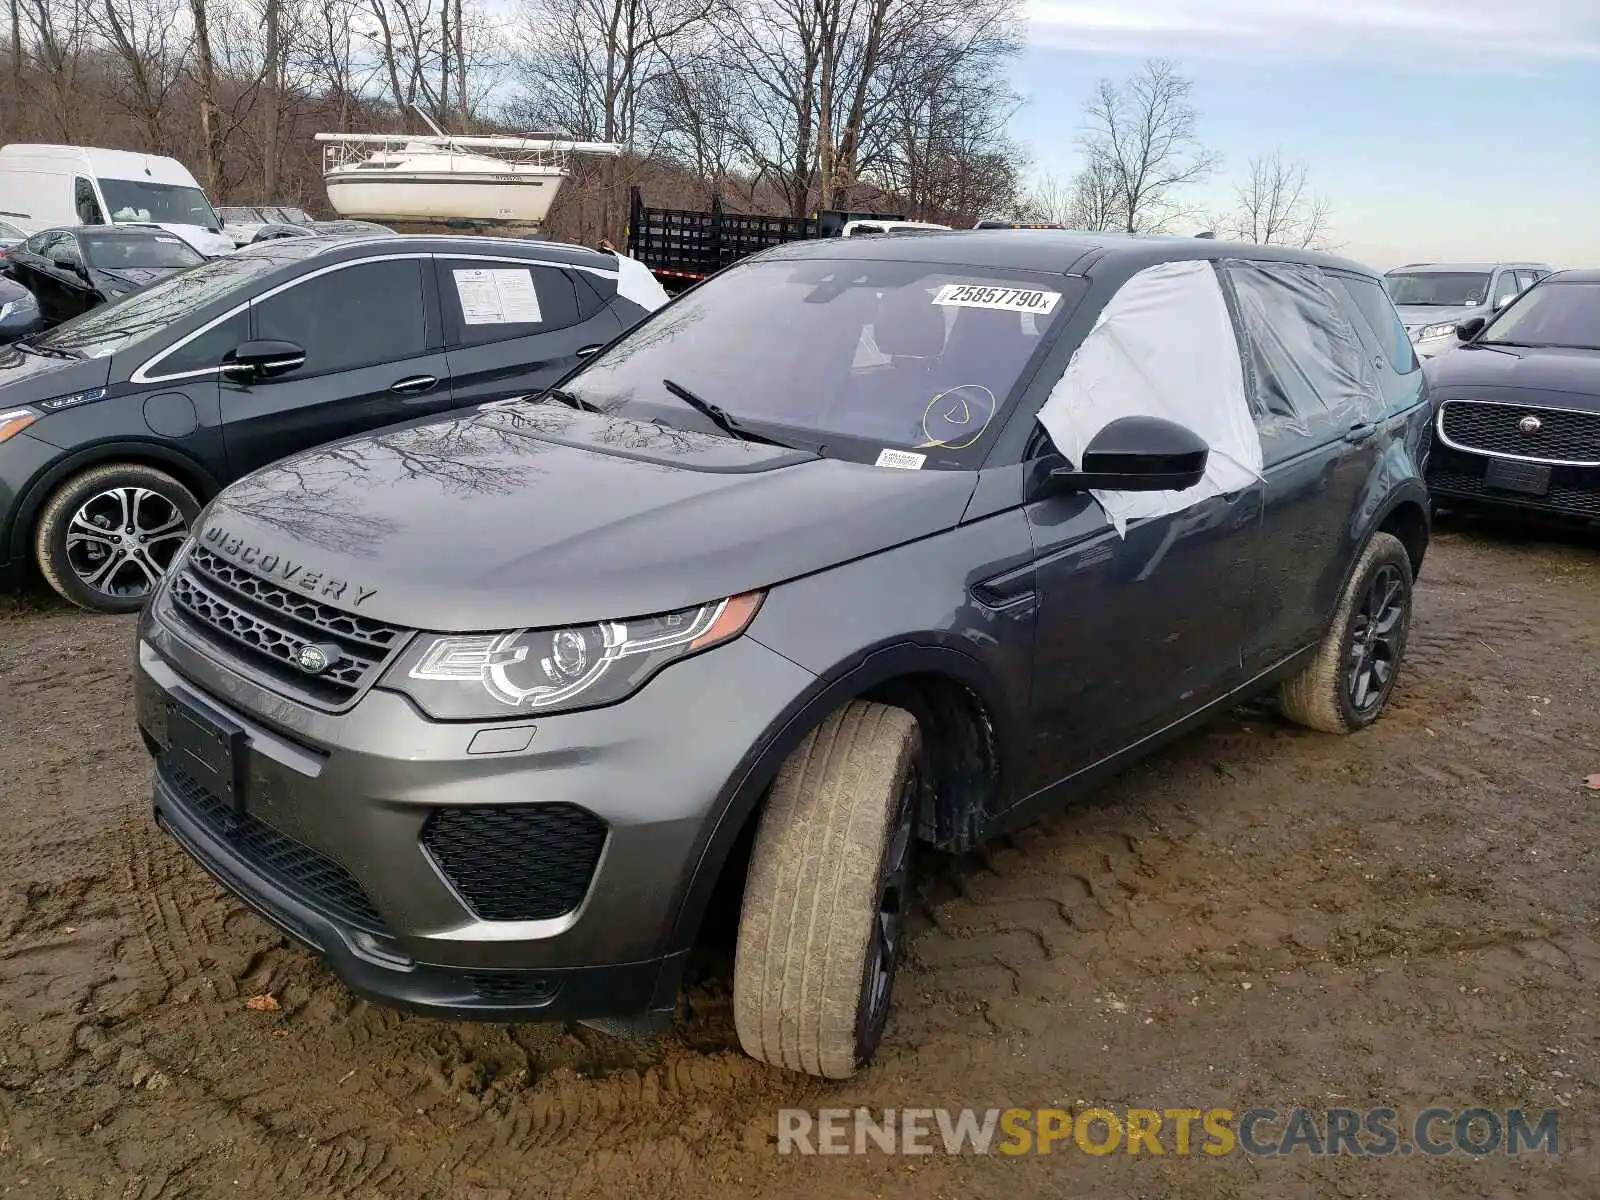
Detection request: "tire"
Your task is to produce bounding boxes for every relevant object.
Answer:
[1277,532,1413,734]
[34,463,200,614]
[733,701,922,1078]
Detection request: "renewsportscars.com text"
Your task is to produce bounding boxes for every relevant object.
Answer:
[776,1106,1560,1157]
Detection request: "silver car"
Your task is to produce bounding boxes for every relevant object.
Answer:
[1385,261,1552,358]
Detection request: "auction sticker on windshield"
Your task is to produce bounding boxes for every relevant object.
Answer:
[933,284,1060,314]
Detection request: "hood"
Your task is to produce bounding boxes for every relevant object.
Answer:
[198,402,978,631]
[148,223,235,257]
[88,264,181,294]
[0,343,113,408]
[1425,343,1600,405]
[1395,303,1482,332]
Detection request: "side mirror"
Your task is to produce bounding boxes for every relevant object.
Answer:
[1043,415,1209,495]
[1455,316,1487,341]
[50,251,79,273]
[221,339,307,381]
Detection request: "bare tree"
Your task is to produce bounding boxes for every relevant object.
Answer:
[1222,150,1335,248]
[1080,57,1220,234]
[18,0,91,140]
[186,0,225,191]
[95,0,191,153]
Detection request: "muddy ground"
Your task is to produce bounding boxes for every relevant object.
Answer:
[0,518,1596,1199]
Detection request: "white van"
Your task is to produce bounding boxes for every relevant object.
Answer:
[0,145,234,256]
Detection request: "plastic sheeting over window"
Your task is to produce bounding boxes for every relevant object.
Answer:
[1036,259,1261,535]
[1224,260,1385,440]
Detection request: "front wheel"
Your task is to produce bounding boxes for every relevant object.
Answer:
[732,701,922,1078]
[1278,531,1413,733]
[33,463,199,613]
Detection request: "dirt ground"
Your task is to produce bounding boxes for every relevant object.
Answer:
[0,517,1596,1199]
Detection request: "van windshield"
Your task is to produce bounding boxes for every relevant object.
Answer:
[100,179,221,232]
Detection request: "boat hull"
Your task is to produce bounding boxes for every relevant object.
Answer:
[323,171,565,226]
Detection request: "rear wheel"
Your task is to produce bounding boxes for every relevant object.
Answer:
[1278,532,1413,733]
[732,701,922,1078]
[34,463,199,613]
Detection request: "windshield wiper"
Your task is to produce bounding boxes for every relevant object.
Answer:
[16,341,83,360]
[660,378,794,448]
[538,385,601,412]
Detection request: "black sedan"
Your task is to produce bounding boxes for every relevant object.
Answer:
[1426,269,1600,525]
[0,233,669,611]
[5,226,205,326]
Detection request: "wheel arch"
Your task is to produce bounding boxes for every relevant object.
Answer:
[7,440,219,566]
[662,641,1017,957]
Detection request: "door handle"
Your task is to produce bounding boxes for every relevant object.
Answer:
[576,344,602,358]
[1344,422,1376,444]
[390,375,437,395]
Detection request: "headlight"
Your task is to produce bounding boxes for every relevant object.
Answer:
[381,592,764,720]
[0,407,38,443]
[1414,321,1460,342]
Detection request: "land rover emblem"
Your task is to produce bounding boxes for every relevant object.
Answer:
[295,643,340,675]
[1519,415,1543,434]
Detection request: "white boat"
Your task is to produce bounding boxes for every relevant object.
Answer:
[314,116,622,230]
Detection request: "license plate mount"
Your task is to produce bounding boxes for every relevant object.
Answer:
[166,695,249,830]
[1484,458,1551,496]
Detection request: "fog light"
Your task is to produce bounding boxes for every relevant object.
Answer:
[350,929,411,967]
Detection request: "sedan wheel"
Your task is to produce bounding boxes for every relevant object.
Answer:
[35,463,200,613]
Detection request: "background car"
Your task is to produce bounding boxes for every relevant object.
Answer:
[1384,261,1552,358]
[0,276,41,343]
[1425,269,1600,525]
[0,233,670,611]
[0,216,25,262]
[4,225,205,325]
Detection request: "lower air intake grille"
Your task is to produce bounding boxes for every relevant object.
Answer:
[160,757,388,933]
[1429,470,1600,519]
[422,804,608,922]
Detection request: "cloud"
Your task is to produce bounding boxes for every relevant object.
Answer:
[1023,0,1600,67]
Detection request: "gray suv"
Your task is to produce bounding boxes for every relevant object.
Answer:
[1385,261,1552,358]
[134,233,1433,1079]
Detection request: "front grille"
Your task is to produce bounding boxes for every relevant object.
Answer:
[160,757,389,933]
[167,548,410,707]
[422,805,608,922]
[1439,400,1600,464]
[1429,468,1600,519]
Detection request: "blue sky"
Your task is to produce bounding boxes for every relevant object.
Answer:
[1011,0,1600,270]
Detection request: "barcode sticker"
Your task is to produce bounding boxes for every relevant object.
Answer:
[933,283,1060,314]
[875,448,926,470]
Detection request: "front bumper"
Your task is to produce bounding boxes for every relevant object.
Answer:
[134,590,817,1022]
[1427,443,1600,523]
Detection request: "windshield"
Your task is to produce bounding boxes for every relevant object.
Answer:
[1480,281,1600,350]
[32,249,289,359]
[100,178,221,232]
[1384,271,1490,307]
[565,258,1082,467]
[83,231,204,270]
[0,219,23,239]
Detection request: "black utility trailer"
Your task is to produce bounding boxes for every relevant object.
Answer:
[625,187,904,292]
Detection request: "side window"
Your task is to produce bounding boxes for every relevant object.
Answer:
[252,259,427,376]
[56,235,83,266]
[25,231,61,257]
[158,310,248,376]
[1336,274,1418,374]
[74,178,104,225]
[1224,260,1382,457]
[1491,270,1520,308]
[1515,269,1542,293]
[437,259,597,348]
